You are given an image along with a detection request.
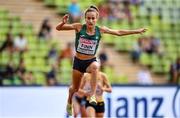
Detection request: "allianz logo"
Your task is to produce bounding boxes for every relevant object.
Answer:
[105,86,180,118]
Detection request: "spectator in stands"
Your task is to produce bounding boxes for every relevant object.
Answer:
[98,47,110,71]
[0,33,14,53]
[131,36,164,63]
[132,36,163,63]
[24,71,36,85]
[38,18,52,40]
[130,0,141,9]
[5,62,16,85]
[122,0,133,24]
[150,36,164,56]
[15,60,35,85]
[137,66,153,84]
[98,1,109,23]
[106,2,115,22]
[169,57,180,84]
[14,32,28,57]
[46,64,58,86]
[16,59,27,85]
[47,45,58,64]
[108,2,125,22]
[141,36,154,54]
[57,42,74,65]
[68,0,81,23]
[131,37,142,63]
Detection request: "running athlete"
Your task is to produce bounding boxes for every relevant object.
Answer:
[56,5,147,115]
[78,71,112,118]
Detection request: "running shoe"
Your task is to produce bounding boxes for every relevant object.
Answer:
[66,103,72,116]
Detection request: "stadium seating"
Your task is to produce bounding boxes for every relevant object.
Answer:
[105,0,180,75]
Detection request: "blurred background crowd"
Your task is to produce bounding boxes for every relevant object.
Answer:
[0,0,180,86]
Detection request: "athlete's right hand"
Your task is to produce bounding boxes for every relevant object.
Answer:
[62,14,69,24]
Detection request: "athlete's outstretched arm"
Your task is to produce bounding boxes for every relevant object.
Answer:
[56,14,82,31]
[100,26,147,36]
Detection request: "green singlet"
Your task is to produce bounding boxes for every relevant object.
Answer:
[75,24,101,56]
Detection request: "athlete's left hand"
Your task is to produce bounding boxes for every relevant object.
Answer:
[138,28,147,34]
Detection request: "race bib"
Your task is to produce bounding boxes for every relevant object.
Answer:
[77,37,98,55]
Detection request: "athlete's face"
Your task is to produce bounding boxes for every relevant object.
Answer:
[85,11,97,28]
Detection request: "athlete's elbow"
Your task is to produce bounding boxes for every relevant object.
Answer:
[117,34,123,36]
[107,88,112,93]
[116,33,123,36]
[115,31,123,36]
[56,26,60,31]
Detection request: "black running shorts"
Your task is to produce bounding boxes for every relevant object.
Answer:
[73,56,97,73]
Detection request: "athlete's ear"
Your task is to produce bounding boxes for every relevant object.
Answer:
[96,13,99,19]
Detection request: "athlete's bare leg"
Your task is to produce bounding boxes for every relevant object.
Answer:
[67,70,84,115]
[72,96,81,117]
[68,70,83,104]
[96,113,104,118]
[86,106,96,117]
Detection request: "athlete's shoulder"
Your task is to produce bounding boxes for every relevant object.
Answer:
[72,23,83,32]
[99,26,110,33]
[100,72,108,79]
[100,72,107,77]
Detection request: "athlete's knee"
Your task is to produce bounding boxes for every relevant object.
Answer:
[69,86,73,93]
[70,86,79,93]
